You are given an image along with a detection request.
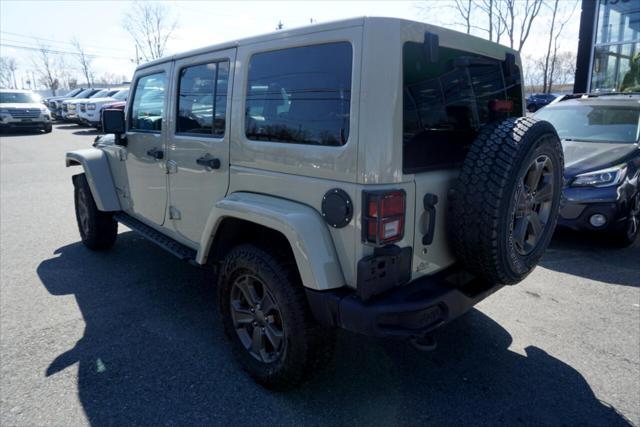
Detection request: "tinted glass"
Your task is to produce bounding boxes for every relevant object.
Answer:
[90,90,109,98]
[536,104,640,143]
[112,89,129,100]
[176,60,229,136]
[245,42,352,146]
[130,73,165,131]
[403,43,522,173]
[75,89,95,98]
[64,88,82,97]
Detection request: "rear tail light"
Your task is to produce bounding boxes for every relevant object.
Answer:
[490,99,514,113]
[363,190,405,246]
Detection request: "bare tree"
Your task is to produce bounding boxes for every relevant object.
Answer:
[553,51,577,88]
[453,0,473,34]
[0,57,18,89]
[540,0,578,93]
[421,0,543,52]
[124,1,178,63]
[31,44,60,95]
[95,72,125,85]
[72,37,94,86]
[496,0,544,52]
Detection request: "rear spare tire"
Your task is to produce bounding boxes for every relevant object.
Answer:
[451,117,563,285]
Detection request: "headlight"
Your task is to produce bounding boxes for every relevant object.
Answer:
[571,165,627,188]
[87,104,96,110]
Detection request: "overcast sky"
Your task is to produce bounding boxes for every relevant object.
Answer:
[0,0,580,88]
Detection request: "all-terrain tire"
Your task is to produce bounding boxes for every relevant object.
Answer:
[218,244,335,391]
[450,117,564,285]
[609,192,639,248]
[73,173,118,250]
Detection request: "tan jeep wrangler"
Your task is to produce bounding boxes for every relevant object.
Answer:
[66,17,563,390]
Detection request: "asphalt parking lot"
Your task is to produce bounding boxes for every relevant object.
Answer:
[1,124,639,426]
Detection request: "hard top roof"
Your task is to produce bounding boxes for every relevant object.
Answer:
[136,16,518,72]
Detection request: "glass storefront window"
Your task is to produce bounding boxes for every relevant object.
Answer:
[591,42,639,92]
[596,0,640,44]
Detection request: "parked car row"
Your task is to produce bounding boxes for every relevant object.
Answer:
[43,86,129,128]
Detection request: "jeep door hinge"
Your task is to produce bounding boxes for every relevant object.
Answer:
[166,159,178,174]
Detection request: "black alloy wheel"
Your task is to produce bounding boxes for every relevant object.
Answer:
[229,273,285,363]
[512,154,555,255]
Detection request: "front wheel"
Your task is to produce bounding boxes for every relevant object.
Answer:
[610,193,640,247]
[218,245,335,390]
[73,174,118,250]
[44,124,52,133]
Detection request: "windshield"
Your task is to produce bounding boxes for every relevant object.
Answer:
[0,92,41,103]
[90,90,109,98]
[536,105,640,143]
[112,89,128,100]
[75,89,95,98]
[64,88,82,97]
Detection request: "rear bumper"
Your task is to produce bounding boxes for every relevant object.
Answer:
[306,266,502,338]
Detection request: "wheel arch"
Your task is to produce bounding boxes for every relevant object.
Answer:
[198,192,346,291]
[66,148,121,212]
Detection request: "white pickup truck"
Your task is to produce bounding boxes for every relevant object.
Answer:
[78,88,129,127]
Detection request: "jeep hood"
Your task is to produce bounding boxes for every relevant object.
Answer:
[562,140,639,178]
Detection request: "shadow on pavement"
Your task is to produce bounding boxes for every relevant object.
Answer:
[37,233,631,425]
[54,124,83,130]
[0,129,47,137]
[539,229,639,287]
[72,129,102,136]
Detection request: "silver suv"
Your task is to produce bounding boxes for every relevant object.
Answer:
[0,89,52,133]
[66,17,564,390]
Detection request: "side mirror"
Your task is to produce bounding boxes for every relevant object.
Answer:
[102,109,126,145]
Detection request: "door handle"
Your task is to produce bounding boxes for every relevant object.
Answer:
[146,148,164,160]
[422,193,438,246]
[196,154,221,170]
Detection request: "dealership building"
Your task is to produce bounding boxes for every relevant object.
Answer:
[574,0,640,93]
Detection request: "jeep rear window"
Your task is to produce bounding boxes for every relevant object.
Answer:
[403,42,522,173]
[245,42,352,146]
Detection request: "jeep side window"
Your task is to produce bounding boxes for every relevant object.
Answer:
[130,73,165,132]
[176,60,229,136]
[245,42,352,146]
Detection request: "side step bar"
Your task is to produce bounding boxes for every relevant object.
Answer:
[113,213,197,261]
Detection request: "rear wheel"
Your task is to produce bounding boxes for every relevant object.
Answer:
[73,174,118,250]
[218,244,335,390]
[451,117,564,285]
